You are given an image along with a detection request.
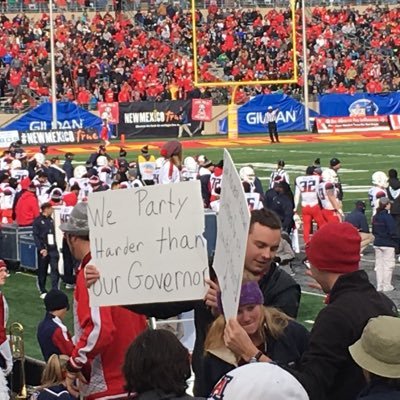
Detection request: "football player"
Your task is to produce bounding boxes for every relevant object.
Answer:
[318,169,343,223]
[368,171,388,216]
[294,166,326,244]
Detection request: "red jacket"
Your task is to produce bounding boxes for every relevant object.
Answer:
[15,191,40,226]
[70,253,147,400]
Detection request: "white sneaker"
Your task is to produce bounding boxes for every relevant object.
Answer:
[40,293,47,299]
[65,284,75,290]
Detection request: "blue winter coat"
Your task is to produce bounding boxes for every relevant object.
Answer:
[357,378,400,399]
[372,210,398,248]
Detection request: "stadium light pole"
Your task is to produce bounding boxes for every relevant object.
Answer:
[301,0,310,131]
[49,0,57,129]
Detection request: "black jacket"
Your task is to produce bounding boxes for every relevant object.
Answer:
[372,209,398,248]
[287,270,397,400]
[127,263,300,396]
[63,159,74,181]
[199,320,309,397]
[136,390,204,400]
[357,378,400,399]
[388,177,400,215]
[32,214,58,253]
[345,208,370,233]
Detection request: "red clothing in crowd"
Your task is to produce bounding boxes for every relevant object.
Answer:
[69,253,147,400]
[15,191,40,226]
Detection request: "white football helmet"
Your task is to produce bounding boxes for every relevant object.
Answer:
[321,168,338,184]
[10,159,21,169]
[184,157,198,174]
[96,156,108,167]
[372,171,389,188]
[239,166,256,184]
[74,165,87,179]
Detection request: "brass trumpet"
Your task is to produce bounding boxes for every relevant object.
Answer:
[10,322,26,399]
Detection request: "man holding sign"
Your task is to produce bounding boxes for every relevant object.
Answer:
[60,202,147,400]
[85,166,300,396]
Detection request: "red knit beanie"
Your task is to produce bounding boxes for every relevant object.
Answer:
[306,222,361,274]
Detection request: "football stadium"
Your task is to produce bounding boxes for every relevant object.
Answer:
[0,0,400,399]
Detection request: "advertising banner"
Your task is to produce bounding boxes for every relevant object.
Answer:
[118,100,201,138]
[2,102,102,133]
[219,94,319,134]
[191,99,212,121]
[319,93,400,117]
[0,130,20,148]
[315,115,391,133]
[19,128,100,145]
[98,102,119,124]
[389,115,400,130]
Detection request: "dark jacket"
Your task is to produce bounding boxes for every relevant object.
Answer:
[372,209,398,248]
[357,378,400,399]
[345,207,370,233]
[37,312,73,361]
[199,320,309,397]
[47,164,66,186]
[36,384,76,400]
[388,177,400,215]
[287,270,397,400]
[32,214,58,253]
[63,159,74,181]
[136,390,204,400]
[270,194,294,233]
[127,263,300,396]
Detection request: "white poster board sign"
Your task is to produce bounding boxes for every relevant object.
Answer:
[212,149,250,319]
[87,180,209,307]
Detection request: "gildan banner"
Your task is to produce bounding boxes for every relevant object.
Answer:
[19,128,100,145]
[315,116,391,133]
[219,94,318,134]
[118,100,201,138]
[2,102,103,133]
[319,93,400,117]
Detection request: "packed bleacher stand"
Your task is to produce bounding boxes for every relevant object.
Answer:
[0,3,399,113]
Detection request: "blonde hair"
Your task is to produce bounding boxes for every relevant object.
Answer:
[204,306,290,360]
[40,354,69,389]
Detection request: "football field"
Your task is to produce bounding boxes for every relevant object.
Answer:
[8,134,400,360]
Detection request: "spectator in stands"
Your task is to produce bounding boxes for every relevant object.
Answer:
[123,329,205,400]
[37,289,73,362]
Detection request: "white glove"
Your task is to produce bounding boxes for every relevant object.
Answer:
[0,339,13,376]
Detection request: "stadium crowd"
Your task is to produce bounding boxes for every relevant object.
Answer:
[0,3,399,109]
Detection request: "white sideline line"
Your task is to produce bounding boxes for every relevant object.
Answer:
[16,272,36,278]
[302,290,325,298]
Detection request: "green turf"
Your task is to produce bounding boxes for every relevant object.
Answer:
[3,271,324,359]
[79,138,400,219]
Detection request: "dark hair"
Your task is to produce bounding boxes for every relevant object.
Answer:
[388,169,398,179]
[123,329,191,397]
[242,181,251,193]
[41,202,52,211]
[250,209,281,231]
